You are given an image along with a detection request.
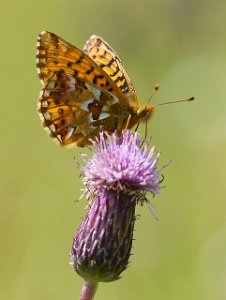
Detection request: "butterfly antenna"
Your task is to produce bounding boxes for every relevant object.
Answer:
[157,96,195,106]
[146,84,160,105]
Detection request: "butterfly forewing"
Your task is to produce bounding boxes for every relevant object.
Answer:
[36,32,126,101]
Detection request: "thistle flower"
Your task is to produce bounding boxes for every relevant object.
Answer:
[81,131,161,199]
[70,131,166,299]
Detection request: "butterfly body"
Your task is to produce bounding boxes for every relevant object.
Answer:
[36,32,155,147]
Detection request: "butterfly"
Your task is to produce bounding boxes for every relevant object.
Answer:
[36,31,156,147]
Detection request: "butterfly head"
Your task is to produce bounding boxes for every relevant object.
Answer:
[136,105,155,122]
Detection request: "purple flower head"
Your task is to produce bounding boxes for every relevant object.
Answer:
[81,130,162,201]
[71,130,166,287]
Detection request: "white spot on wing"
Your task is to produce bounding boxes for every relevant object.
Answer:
[49,124,56,132]
[43,90,50,97]
[67,75,77,91]
[46,75,57,89]
[40,31,47,36]
[41,100,48,108]
[65,127,75,140]
[99,113,110,120]
[80,98,94,112]
[38,112,44,121]
[93,89,101,100]
[102,105,109,112]
[110,93,119,104]
[85,83,101,99]
[43,112,51,120]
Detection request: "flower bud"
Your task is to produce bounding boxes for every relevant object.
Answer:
[71,189,136,282]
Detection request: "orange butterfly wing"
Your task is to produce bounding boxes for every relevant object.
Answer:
[36,32,136,147]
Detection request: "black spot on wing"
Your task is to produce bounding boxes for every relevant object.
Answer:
[99,57,115,69]
[114,75,125,84]
[118,81,129,93]
[86,65,94,74]
[76,57,83,64]
[110,68,120,77]
[93,74,104,85]
[58,108,64,115]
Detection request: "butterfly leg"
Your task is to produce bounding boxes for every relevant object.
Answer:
[134,122,140,132]
[144,120,148,140]
[140,120,148,148]
[124,114,132,130]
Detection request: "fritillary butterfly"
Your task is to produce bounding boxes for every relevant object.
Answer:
[36,32,155,147]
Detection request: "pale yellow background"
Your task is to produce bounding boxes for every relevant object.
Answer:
[1,0,226,299]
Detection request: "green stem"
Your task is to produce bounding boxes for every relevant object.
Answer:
[80,281,98,300]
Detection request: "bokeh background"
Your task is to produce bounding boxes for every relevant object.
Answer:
[1,0,226,299]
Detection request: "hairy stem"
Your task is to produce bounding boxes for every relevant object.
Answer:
[80,281,98,300]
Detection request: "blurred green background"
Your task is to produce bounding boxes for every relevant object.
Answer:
[1,0,226,299]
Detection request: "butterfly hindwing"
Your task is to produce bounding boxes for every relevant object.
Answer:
[83,35,137,102]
